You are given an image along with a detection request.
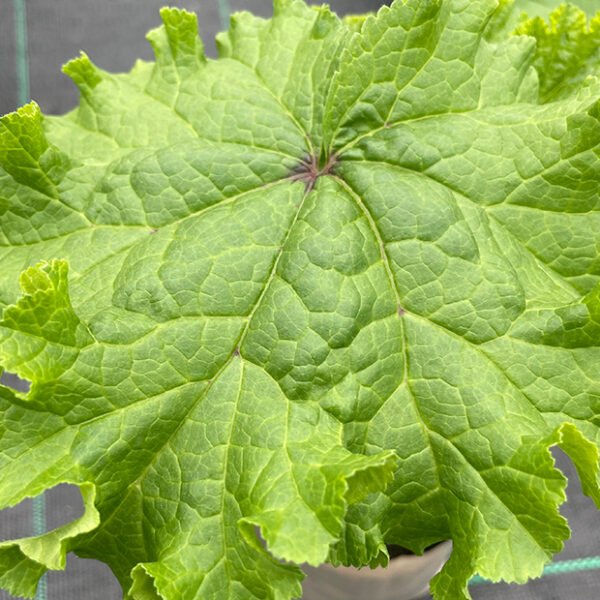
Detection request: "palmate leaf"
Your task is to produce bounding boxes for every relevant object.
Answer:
[0,1,599,599]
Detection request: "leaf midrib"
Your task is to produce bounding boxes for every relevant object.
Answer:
[70,183,312,549]
[341,158,583,297]
[326,172,564,562]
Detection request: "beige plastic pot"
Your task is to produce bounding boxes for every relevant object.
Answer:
[302,542,452,600]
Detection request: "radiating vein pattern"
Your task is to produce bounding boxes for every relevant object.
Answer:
[1,2,600,600]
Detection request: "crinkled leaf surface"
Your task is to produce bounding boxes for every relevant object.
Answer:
[1,1,600,599]
[507,1,600,102]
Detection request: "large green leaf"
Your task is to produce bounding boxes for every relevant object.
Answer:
[1,2,599,599]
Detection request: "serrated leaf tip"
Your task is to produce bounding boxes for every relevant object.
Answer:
[0,100,59,196]
[62,52,102,92]
[18,259,67,295]
[147,6,205,66]
[129,564,166,600]
[2,259,92,350]
[0,100,43,147]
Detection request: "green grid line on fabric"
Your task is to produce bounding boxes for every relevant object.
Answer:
[32,494,47,600]
[217,0,231,30]
[13,0,29,106]
[12,0,46,598]
[470,556,600,586]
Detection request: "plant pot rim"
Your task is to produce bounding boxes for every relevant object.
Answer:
[301,541,452,600]
[322,540,453,580]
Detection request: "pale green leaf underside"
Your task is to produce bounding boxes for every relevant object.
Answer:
[1,1,600,600]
